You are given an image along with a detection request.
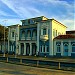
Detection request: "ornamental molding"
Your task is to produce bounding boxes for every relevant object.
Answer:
[41,22,49,28]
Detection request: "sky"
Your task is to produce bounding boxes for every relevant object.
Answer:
[0,0,75,30]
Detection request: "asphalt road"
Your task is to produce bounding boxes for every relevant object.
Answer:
[0,62,75,75]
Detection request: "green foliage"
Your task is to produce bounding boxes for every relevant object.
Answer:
[0,24,8,40]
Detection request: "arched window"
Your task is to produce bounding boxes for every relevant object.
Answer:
[56,30,57,36]
[53,29,57,37]
[32,30,37,37]
[53,29,56,37]
[43,28,46,35]
[12,32,14,37]
[22,31,25,37]
[27,30,31,37]
[72,43,75,52]
[64,44,68,52]
[57,44,61,52]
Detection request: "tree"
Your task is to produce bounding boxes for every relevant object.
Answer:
[0,24,8,40]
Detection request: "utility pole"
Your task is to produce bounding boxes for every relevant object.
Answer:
[3,20,7,57]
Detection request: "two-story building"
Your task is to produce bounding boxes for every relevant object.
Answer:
[8,16,75,57]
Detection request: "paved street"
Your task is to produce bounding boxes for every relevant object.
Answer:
[0,62,75,75]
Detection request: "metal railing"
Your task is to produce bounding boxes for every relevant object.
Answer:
[0,57,75,71]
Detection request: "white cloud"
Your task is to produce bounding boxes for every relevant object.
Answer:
[61,19,75,30]
[0,19,21,26]
[0,0,74,30]
[0,0,42,18]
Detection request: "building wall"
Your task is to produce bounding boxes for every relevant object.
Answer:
[52,20,67,39]
[37,19,67,57]
[8,25,20,54]
[37,21,50,56]
[7,16,75,57]
[51,20,67,56]
[54,39,75,57]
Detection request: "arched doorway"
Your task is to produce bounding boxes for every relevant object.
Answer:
[32,43,36,55]
[32,29,37,40]
[21,43,24,55]
[26,43,30,55]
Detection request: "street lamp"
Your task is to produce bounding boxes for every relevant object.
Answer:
[3,20,7,57]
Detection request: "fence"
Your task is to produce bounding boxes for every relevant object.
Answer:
[0,57,75,71]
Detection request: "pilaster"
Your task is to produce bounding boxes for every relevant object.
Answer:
[54,41,56,55]
[37,23,40,55]
[68,41,71,56]
[23,43,26,55]
[29,43,32,55]
[8,27,10,52]
[61,41,63,56]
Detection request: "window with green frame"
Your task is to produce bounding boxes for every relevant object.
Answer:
[72,43,75,52]
[40,46,42,52]
[12,32,14,37]
[43,28,46,35]
[57,44,61,52]
[64,44,68,52]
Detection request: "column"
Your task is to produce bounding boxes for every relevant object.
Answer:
[41,29,43,35]
[31,30,33,40]
[54,41,56,55]
[8,39,9,52]
[68,41,71,56]
[46,28,48,35]
[29,43,32,55]
[37,23,40,55]
[61,41,63,56]
[23,43,26,55]
[18,43,21,55]
[35,43,37,55]
[25,30,27,40]
[8,27,10,52]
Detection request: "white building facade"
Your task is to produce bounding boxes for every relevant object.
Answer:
[8,16,75,57]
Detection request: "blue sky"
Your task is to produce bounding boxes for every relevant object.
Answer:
[0,0,74,30]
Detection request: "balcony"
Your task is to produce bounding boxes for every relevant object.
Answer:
[26,37,31,40]
[21,37,25,40]
[32,37,37,40]
[40,35,48,41]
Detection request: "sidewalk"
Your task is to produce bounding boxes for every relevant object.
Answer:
[0,62,75,75]
[0,54,75,63]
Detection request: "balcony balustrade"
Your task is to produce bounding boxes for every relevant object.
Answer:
[21,37,25,40]
[32,37,37,40]
[26,37,31,40]
[40,35,48,41]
